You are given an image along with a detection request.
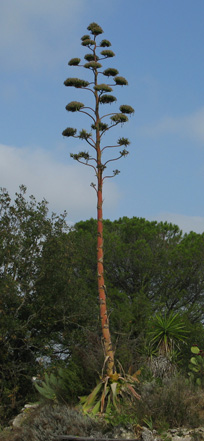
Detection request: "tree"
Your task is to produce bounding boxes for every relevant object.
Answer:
[0,186,73,422]
[69,218,204,371]
[62,22,134,377]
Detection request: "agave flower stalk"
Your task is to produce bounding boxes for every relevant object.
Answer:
[62,22,134,376]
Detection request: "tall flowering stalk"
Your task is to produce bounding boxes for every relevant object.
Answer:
[63,22,134,377]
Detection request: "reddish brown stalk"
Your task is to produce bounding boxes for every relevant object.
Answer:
[94,43,115,377]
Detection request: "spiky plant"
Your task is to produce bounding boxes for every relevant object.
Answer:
[148,311,188,357]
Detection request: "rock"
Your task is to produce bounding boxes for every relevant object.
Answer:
[12,403,39,428]
[141,427,157,441]
[112,425,137,439]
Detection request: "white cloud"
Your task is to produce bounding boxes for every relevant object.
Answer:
[139,107,204,144]
[152,212,204,234]
[0,0,84,71]
[0,144,120,222]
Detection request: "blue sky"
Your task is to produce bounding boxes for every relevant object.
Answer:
[1,0,204,233]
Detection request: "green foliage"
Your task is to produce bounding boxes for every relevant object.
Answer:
[84,61,102,69]
[87,22,103,36]
[100,39,111,47]
[70,217,204,372]
[70,151,90,161]
[120,104,134,114]
[114,76,128,85]
[104,402,138,427]
[63,22,133,178]
[66,101,84,112]
[99,94,117,104]
[2,185,204,426]
[110,113,129,123]
[64,78,89,88]
[91,122,108,131]
[62,127,77,137]
[135,375,202,429]
[94,84,113,92]
[81,39,95,47]
[84,53,98,62]
[103,68,119,77]
[0,186,70,424]
[35,373,57,401]
[147,312,188,357]
[79,129,92,140]
[35,363,84,404]
[80,368,140,415]
[81,34,90,41]
[118,137,130,146]
[100,50,115,57]
[68,58,81,66]
[188,345,204,386]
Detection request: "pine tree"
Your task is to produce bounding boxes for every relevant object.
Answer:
[62,22,134,377]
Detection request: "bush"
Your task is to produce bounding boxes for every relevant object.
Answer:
[135,374,203,430]
[4,405,107,441]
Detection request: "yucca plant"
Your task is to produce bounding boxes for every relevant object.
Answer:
[147,312,188,357]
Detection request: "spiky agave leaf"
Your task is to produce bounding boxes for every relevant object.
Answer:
[68,58,81,66]
[35,382,56,400]
[34,374,57,401]
[81,382,103,412]
[87,22,103,36]
[49,373,59,387]
[92,400,101,416]
[114,76,128,86]
[103,68,119,77]
[62,127,77,137]
[110,382,119,408]
[124,383,141,400]
[100,379,110,413]
[66,101,84,112]
[64,78,89,88]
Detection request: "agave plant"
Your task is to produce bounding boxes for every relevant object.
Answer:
[79,364,141,415]
[34,364,84,404]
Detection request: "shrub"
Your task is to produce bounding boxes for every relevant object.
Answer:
[135,374,203,430]
[5,405,107,441]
